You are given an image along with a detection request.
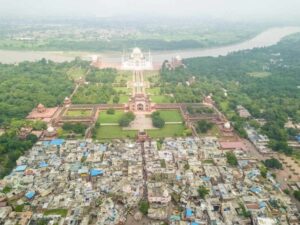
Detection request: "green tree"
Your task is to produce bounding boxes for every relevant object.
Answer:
[139,200,149,215]
[196,120,213,133]
[118,112,135,127]
[293,190,300,201]
[107,108,115,115]
[259,166,268,178]
[198,185,209,199]
[226,152,238,166]
[151,112,165,128]
[263,158,283,169]
[112,95,120,104]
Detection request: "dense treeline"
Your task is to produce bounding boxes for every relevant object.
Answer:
[86,68,118,84]
[0,133,38,178]
[160,66,202,103]
[161,34,300,155]
[0,59,85,178]
[0,59,77,125]
[72,84,116,104]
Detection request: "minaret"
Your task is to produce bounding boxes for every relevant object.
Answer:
[122,49,125,64]
[148,49,153,69]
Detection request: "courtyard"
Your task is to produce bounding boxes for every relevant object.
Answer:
[64,109,93,117]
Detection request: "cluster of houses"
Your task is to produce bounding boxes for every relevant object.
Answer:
[0,136,299,225]
[244,126,272,155]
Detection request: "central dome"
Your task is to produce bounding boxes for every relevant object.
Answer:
[132,47,142,54]
[131,47,144,59]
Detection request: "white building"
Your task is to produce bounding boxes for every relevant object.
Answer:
[121,47,153,71]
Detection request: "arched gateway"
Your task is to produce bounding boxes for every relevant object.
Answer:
[128,94,151,112]
[137,103,144,111]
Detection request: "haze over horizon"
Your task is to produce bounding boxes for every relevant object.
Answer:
[0,0,300,23]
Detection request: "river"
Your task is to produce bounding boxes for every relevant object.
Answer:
[0,26,299,64]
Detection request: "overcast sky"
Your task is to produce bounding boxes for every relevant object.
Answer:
[0,0,300,21]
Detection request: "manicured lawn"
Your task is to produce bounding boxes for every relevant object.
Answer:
[157,110,183,122]
[146,87,161,95]
[146,124,186,138]
[44,208,68,217]
[150,95,173,103]
[57,128,85,139]
[65,109,92,117]
[119,95,129,103]
[95,126,137,140]
[98,110,125,124]
[109,95,129,104]
[114,87,131,95]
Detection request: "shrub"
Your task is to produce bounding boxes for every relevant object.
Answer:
[151,112,165,128]
[139,200,149,215]
[198,185,209,199]
[118,112,135,127]
[263,158,283,169]
[106,108,115,115]
[226,152,238,166]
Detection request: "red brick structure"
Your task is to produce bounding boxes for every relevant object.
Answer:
[26,103,59,123]
[128,94,153,112]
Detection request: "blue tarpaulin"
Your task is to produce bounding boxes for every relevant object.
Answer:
[169,215,181,221]
[296,135,300,142]
[43,141,50,146]
[15,165,27,172]
[186,208,193,217]
[50,139,65,145]
[39,162,48,168]
[25,191,36,199]
[80,142,86,147]
[259,201,267,208]
[90,169,104,176]
[250,187,262,194]
[202,176,211,181]
[99,144,107,151]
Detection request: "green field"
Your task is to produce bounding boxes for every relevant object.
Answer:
[150,95,173,103]
[108,95,129,104]
[95,125,137,140]
[247,71,271,78]
[65,109,92,117]
[57,128,85,139]
[114,87,131,95]
[157,110,183,122]
[43,208,68,217]
[146,124,187,138]
[98,110,125,124]
[146,87,161,95]
[197,124,221,137]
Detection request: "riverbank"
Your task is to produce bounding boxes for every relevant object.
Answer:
[0,26,299,64]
